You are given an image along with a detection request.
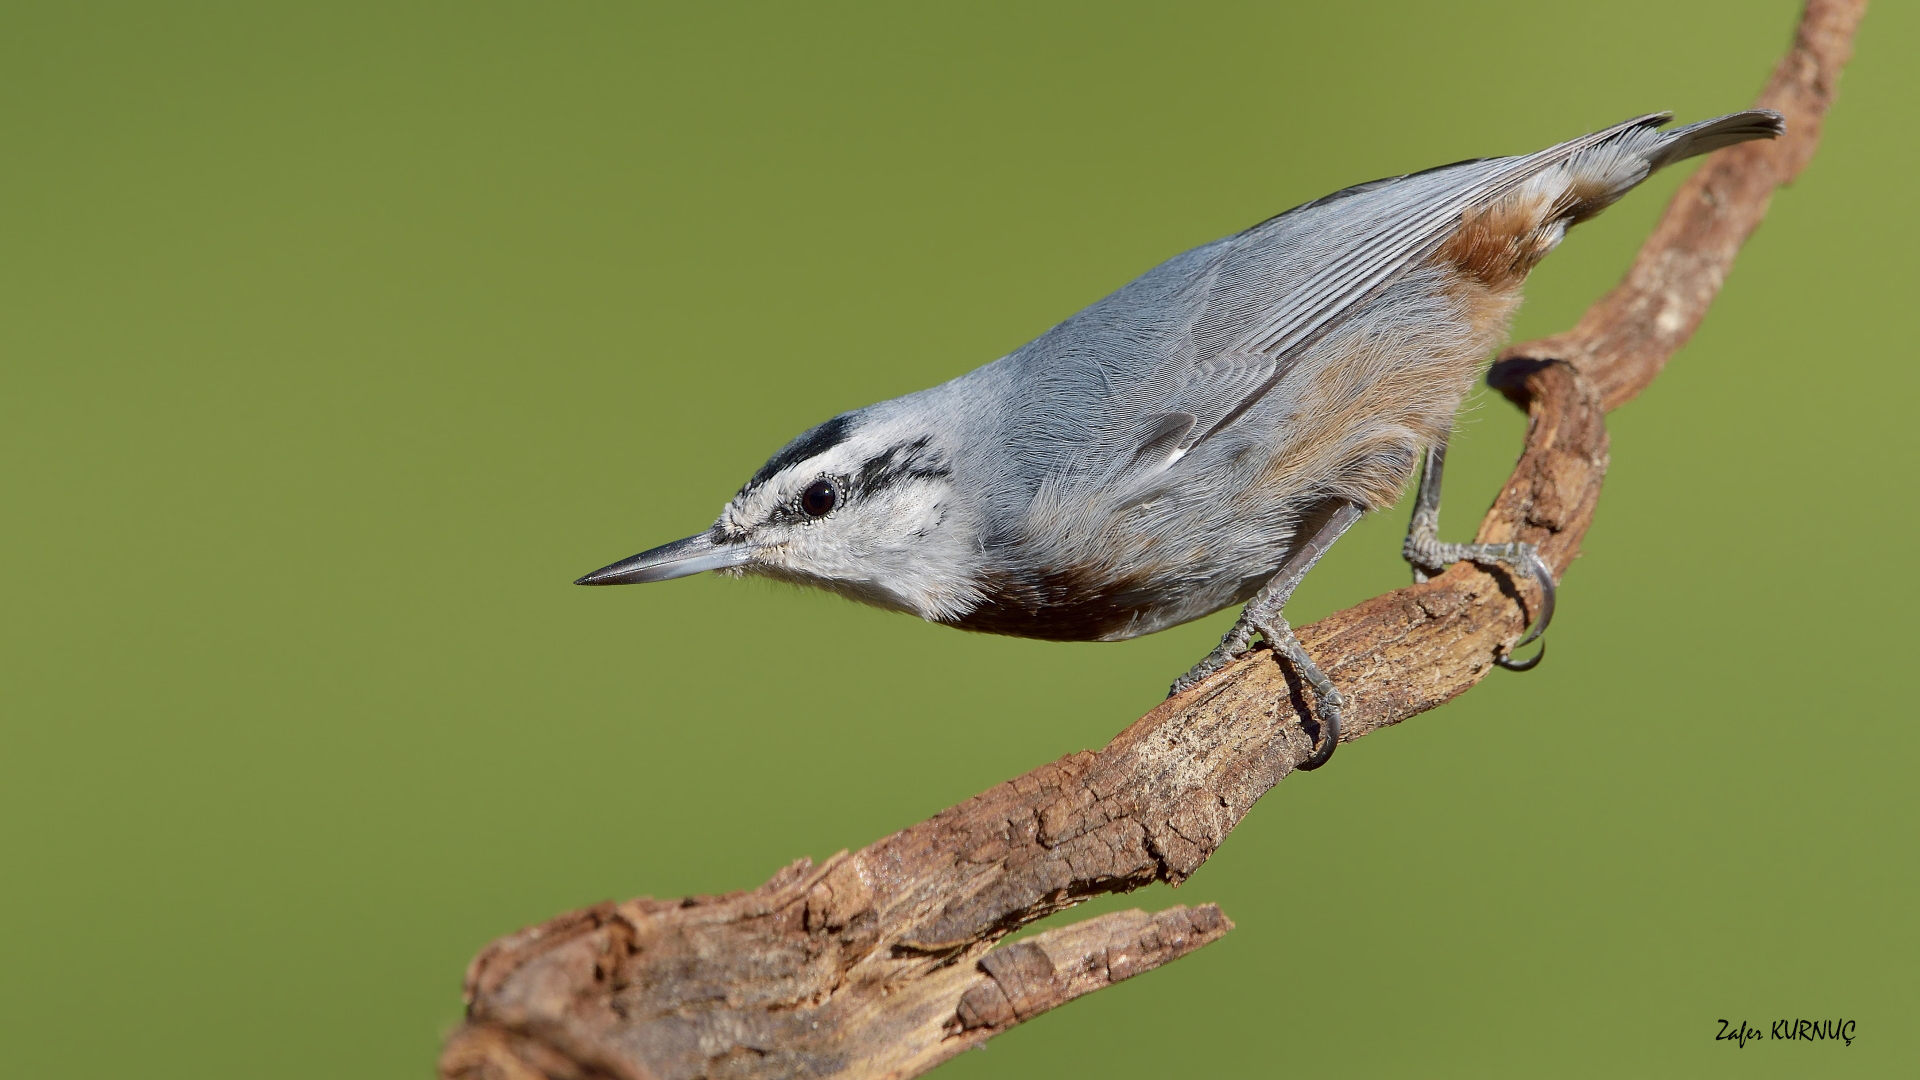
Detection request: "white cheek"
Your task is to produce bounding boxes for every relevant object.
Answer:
[895,491,945,535]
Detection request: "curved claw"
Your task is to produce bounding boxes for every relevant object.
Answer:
[1510,545,1557,650]
[1495,636,1545,672]
[1296,691,1341,770]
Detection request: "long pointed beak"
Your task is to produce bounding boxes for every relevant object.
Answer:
[574,532,752,586]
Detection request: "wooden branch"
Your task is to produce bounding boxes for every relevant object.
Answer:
[1506,0,1862,410]
[440,4,1863,1077]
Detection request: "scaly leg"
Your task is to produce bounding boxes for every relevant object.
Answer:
[1169,500,1363,771]
[1402,437,1555,670]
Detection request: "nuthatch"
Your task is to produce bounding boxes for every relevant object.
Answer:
[580,110,1783,769]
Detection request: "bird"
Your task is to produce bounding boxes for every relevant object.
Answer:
[577,109,1784,769]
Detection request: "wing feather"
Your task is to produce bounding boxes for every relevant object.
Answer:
[1171,113,1673,449]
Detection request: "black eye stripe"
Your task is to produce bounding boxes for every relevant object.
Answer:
[740,428,952,524]
[852,436,951,498]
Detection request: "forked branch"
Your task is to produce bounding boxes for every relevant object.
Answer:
[440,4,1863,1077]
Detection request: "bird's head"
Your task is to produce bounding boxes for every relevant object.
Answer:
[576,409,984,620]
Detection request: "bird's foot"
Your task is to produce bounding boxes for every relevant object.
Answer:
[1169,609,1344,770]
[1402,441,1553,670]
[1405,533,1555,671]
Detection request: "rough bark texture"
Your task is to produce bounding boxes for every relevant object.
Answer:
[441,4,1863,1077]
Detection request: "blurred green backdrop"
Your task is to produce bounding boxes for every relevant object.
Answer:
[2,2,1912,1076]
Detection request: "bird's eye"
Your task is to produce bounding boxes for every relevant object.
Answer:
[801,479,838,517]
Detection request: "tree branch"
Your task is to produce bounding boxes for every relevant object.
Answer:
[440,4,1863,1076]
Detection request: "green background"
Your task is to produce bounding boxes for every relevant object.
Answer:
[3,2,1912,1075]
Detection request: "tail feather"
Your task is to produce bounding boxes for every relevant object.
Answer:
[1646,109,1787,170]
[1550,109,1785,221]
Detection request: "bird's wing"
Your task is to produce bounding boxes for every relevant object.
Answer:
[1143,112,1678,455]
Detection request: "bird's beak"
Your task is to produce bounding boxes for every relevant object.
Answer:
[574,531,752,586]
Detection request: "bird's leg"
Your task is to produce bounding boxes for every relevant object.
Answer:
[1169,500,1363,770]
[1402,437,1555,670]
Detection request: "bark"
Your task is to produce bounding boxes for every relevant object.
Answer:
[440,4,1864,1077]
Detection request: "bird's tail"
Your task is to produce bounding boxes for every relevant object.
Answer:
[1646,109,1787,169]
[1553,109,1785,217]
[1427,109,1785,309]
